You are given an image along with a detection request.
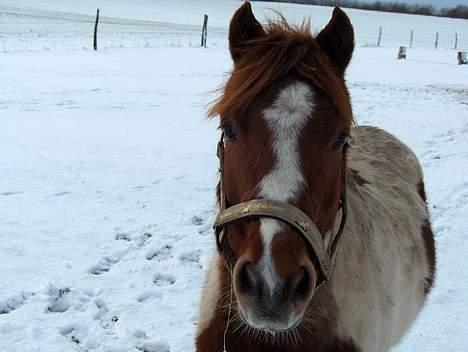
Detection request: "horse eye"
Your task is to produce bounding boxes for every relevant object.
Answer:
[223,125,236,141]
[333,134,348,150]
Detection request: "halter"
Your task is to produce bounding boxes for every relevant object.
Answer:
[213,133,348,287]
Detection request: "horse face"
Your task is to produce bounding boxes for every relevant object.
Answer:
[221,80,347,332]
[213,2,354,333]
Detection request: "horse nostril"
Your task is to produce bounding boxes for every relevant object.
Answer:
[291,266,312,304]
[237,261,256,295]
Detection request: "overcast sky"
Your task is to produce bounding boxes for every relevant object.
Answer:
[359,0,467,8]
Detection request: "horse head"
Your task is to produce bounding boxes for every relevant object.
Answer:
[209,2,355,333]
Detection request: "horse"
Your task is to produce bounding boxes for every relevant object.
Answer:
[195,3,436,351]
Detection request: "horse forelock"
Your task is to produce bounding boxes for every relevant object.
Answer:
[208,18,353,127]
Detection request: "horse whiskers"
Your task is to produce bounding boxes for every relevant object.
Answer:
[217,300,235,310]
[216,287,239,313]
[300,323,316,338]
[300,317,323,331]
[229,320,245,335]
[222,265,234,352]
[228,313,305,349]
[294,327,304,346]
[219,279,316,349]
[219,293,329,348]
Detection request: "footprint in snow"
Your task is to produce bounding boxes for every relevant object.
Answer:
[146,244,173,261]
[115,232,132,242]
[421,149,442,166]
[94,298,119,330]
[153,273,176,287]
[115,231,153,247]
[135,232,153,247]
[433,128,456,142]
[88,250,127,275]
[198,223,212,236]
[190,210,216,235]
[179,250,202,268]
[59,323,88,346]
[46,285,71,313]
[191,215,205,226]
[0,292,33,314]
[137,290,163,303]
[137,340,170,352]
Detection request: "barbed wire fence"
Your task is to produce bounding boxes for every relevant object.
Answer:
[359,26,467,50]
[0,7,466,53]
[0,7,227,52]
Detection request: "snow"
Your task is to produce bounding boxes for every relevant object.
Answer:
[0,1,467,351]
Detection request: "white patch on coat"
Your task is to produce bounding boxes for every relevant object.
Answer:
[195,253,221,336]
[258,81,314,291]
[332,126,429,351]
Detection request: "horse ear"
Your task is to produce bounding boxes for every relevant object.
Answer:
[316,7,354,75]
[229,1,266,62]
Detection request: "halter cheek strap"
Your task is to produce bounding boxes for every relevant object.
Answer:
[214,133,347,286]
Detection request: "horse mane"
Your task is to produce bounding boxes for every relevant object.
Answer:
[208,17,353,126]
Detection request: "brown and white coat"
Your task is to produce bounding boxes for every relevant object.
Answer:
[195,3,435,351]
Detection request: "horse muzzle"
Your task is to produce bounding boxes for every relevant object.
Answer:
[233,258,316,332]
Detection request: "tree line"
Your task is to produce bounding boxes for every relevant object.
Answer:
[253,1,468,19]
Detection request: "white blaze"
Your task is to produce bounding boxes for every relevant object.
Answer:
[258,81,314,290]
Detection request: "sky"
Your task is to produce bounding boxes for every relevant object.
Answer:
[359,0,467,8]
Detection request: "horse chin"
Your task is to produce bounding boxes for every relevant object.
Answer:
[238,308,303,334]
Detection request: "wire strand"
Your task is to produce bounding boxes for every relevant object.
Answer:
[223,266,234,352]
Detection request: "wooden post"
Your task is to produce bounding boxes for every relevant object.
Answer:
[93,8,100,51]
[454,33,458,50]
[458,52,468,65]
[409,30,414,48]
[377,27,382,47]
[397,46,407,60]
[201,14,208,48]
[434,32,439,50]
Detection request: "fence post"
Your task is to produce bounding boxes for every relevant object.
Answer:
[377,26,382,47]
[458,52,468,65]
[409,30,414,48]
[397,46,407,60]
[93,8,100,51]
[454,33,458,50]
[434,32,439,50]
[201,14,208,48]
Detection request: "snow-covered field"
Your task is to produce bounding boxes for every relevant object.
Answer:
[1,1,467,352]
